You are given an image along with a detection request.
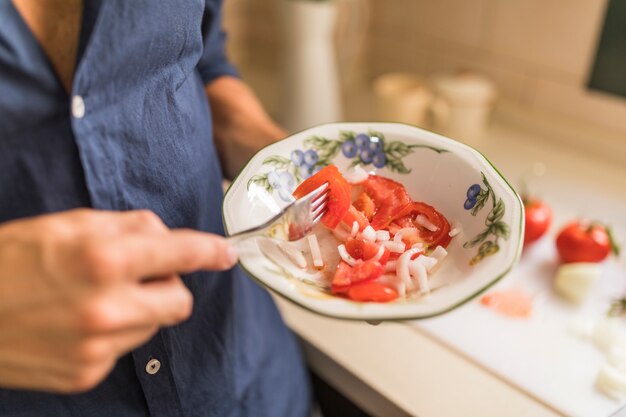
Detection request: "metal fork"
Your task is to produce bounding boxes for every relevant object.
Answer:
[227,183,329,244]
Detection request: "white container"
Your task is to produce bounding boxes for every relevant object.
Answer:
[280,0,343,132]
[372,73,435,128]
[431,72,497,146]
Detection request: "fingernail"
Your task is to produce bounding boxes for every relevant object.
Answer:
[226,244,238,267]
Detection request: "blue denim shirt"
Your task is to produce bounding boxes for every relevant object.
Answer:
[0,1,311,416]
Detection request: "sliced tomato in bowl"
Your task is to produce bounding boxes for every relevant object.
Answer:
[393,202,451,248]
[361,175,412,229]
[331,259,385,294]
[293,165,351,229]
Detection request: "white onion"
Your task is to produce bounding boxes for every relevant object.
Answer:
[397,249,421,291]
[375,230,390,242]
[415,214,438,232]
[337,244,358,266]
[413,255,438,272]
[278,243,307,269]
[371,244,386,262]
[448,228,460,237]
[382,240,405,253]
[409,261,429,295]
[307,234,324,268]
[597,363,626,399]
[362,225,377,242]
[384,260,397,272]
[350,221,360,238]
[342,165,369,184]
[431,245,448,262]
[393,227,418,243]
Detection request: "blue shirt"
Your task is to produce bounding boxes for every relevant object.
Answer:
[0,1,311,416]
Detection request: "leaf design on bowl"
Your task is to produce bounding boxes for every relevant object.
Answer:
[463,172,511,265]
[247,129,448,198]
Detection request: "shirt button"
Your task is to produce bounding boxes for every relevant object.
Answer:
[71,95,85,119]
[145,358,161,375]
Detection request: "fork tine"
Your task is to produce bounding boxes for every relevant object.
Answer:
[301,182,329,202]
[311,190,329,210]
[311,199,327,219]
[312,208,328,225]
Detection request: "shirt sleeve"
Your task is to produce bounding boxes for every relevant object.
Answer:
[197,0,240,85]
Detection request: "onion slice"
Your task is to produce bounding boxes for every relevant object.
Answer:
[362,225,377,242]
[416,214,438,232]
[382,240,405,253]
[350,221,360,238]
[307,234,324,269]
[337,244,358,266]
[397,249,422,291]
[375,230,390,242]
[409,261,429,295]
[342,165,369,184]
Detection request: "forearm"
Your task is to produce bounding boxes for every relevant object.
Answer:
[205,76,286,180]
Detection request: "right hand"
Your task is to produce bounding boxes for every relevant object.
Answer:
[0,209,237,393]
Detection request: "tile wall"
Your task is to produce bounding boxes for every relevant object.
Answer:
[223,0,626,136]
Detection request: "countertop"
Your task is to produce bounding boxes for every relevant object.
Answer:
[272,117,626,417]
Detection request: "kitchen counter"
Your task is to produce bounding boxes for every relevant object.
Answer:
[272,117,626,417]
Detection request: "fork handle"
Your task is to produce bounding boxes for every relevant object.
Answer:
[226,228,266,245]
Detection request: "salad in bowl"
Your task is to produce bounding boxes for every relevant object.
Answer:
[223,122,524,321]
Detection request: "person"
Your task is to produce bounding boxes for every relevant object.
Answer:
[0,1,312,416]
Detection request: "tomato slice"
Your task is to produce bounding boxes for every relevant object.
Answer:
[293,165,351,229]
[331,259,385,294]
[347,282,399,303]
[341,204,370,230]
[345,239,389,264]
[361,175,412,230]
[353,192,376,221]
[393,202,452,248]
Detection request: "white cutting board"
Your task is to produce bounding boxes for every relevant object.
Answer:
[410,194,626,417]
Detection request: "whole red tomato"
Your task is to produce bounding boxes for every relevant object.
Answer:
[523,198,552,245]
[555,221,620,263]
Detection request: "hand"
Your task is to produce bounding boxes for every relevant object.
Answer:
[0,209,237,393]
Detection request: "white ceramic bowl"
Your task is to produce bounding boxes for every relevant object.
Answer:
[223,122,524,321]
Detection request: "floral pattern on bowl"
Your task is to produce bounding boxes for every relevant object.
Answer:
[223,122,524,321]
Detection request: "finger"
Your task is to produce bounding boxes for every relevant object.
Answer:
[107,229,238,280]
[71,209,168,236]
[70,275,194,332]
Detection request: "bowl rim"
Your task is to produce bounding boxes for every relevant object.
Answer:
[222,121,525,321]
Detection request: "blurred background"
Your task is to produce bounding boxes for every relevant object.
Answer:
[222,0,625,161]
[222,2,626,416]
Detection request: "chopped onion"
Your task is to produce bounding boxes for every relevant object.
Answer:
[371,244,386,262]
[397,249,422,291]
[593,318,626,352]
[382,240,405,253]
[416,214,438,232]
[342,165,369,184]
[431,245,448,262]
[362,225,376,242]
[375,230,390,242]
[278,243,307,269]
[393,227,418,243]
[384,260,397,272]
[448,228,460,237]
[413,255,438,272]
[409,261,429,295]
[350,221,359,238]
[597,363,626,399]
[337,244,358,266]
[307,234,324,269]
